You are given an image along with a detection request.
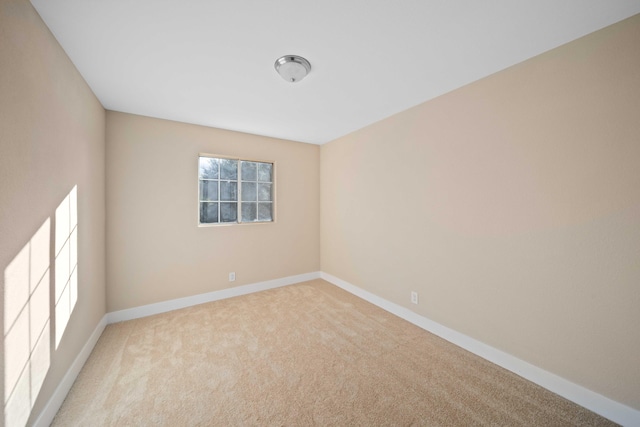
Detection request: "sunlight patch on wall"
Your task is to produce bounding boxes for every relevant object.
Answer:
[4,219,51,427]
[3,186,79,426]
[55,186,78,348]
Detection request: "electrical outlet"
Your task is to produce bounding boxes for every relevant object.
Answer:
[229,272,236,282]
[411,291,418,304]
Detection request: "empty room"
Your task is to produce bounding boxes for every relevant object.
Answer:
[1,0,640,425]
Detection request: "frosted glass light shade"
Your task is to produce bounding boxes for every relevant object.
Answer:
[274,55,311,83]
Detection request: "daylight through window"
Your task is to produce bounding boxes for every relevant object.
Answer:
[199,156,274,224]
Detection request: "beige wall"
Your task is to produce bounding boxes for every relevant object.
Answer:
[0,0,106,425]
[106,112,320,312]
[321,14,640,410]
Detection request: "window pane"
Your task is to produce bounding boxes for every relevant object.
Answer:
[220,202,237,222]
[220,181,237,201]
[199,180,218,201]
[258,203,272,221]
[241,202,257,222]
[241,161,257,181]
[258,183,272,201]
[199,157,219,179]
[220,159,238,180]
[258,163,272,182]
[198,157,274,226]
[200,202,218,223]
[241,182,257,201]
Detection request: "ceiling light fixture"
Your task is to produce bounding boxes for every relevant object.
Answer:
[274,55,311,83]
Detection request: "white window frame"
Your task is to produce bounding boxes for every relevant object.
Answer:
[198,153,276,226]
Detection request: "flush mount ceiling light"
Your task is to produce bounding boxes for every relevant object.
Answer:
[274,55,311,83]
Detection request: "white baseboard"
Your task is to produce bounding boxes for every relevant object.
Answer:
[320,272,640,427]
[32,314,108,427]
[106,271,321,323]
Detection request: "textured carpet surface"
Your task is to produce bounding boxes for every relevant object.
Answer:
[52,279,616,426]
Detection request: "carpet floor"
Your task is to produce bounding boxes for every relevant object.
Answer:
[52,279,615,426]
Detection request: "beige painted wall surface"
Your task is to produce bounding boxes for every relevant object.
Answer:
[106,112,319,312]
[321,15,640,409]
[0,0,106,425]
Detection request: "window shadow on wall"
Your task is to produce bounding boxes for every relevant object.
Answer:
[3,186,78,426]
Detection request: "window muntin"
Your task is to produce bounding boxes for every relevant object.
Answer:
[199,156,274,225]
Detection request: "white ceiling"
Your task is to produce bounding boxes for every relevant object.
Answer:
[31,1,640,144]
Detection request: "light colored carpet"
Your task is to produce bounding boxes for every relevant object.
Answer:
[52,279,615,426]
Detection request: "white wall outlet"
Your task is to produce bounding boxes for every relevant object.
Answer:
[411,291,418,304]
[229,272,236,282]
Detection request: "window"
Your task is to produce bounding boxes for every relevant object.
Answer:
[198,155,274,225]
